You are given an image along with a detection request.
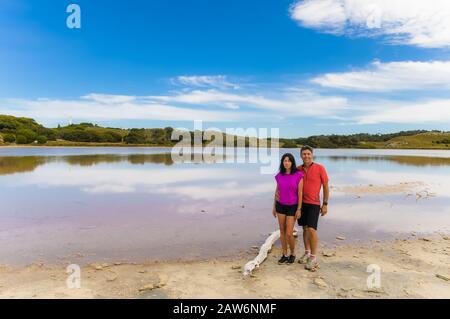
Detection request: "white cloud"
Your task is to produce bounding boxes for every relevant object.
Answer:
[290,0,450,48]
[290,0,347,32]
[312,60,450,92]
[356,98,450,124]
[81,93,136,104]
[0,94,251,125]
[172,75,240,89]
[2,67,449,127]
[148,89,349,116]
[0,88,350,126]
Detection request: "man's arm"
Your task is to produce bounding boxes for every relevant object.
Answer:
[321,182,329,216]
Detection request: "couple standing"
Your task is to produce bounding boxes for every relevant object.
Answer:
[272,145,329,271]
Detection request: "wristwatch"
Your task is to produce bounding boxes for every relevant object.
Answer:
[322,201,328,206]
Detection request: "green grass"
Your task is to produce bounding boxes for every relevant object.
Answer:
[380,132,450,149]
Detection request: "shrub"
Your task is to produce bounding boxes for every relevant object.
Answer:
[282,140,298,148]
[124,129,146,144]
[16,135,28,144]
[16,128,38,143]
[3,134,16,143]
[37,135,48,144]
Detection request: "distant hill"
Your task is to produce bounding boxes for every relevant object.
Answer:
[377,132,450,149]
[282,130,450,149]
[0,114,449,149]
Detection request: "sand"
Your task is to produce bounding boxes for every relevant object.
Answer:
[332,181,428,196]
[0,235,448,299]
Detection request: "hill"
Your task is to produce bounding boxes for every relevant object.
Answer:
[0,114,449,149]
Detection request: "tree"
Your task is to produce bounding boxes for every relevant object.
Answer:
[164,127,174,142]
[124,129,146,144]
[3,134,16,143]
[16,128,38,143]
[37,135,48,144]
[16,135,28,144]
[282,140,298,148]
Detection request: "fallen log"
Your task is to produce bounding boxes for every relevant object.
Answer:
[243,228,298,276]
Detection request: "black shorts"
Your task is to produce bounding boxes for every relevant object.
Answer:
[275,201,298,217]
[297,203,321,230]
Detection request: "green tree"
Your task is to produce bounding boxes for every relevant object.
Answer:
[124,129,146,144]
[282,140,298,148]
[16,135,28,144]
[3,134,16,143]
[37,135,48,144]
[164,127,174,143]
[16,128,37,143]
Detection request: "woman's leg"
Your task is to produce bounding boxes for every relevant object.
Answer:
[286,216,296,256]
[277,213,287,256]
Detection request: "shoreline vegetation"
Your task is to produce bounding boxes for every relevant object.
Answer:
[1,114,450,150]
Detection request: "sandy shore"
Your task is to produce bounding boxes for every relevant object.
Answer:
[0,235,448,299]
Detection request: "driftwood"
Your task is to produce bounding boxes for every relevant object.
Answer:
[243,228,299,276]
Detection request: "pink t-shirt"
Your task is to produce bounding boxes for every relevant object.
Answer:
[275,171,304,205]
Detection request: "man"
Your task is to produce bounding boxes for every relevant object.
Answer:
[276,145,329,271]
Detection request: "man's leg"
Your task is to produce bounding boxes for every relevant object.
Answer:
[303,226,310,252]
[307,227,318,257]
[296,225,311,264]
[277,213,288,256]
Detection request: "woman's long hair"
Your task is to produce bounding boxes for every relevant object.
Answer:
[279,153,297,175]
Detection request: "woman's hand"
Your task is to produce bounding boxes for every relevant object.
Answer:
[295,209,301,220]
[272,207,277,218]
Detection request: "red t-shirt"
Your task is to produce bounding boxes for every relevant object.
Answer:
[299,162,328,205]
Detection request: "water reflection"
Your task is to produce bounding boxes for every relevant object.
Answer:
[3,153,450,177]
[0,149,449,266]
[325,155,450,167]
[0,153,232,176]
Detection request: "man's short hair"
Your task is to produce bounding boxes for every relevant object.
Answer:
[300,145,314,154]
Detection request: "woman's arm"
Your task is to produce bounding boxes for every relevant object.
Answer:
[272,185,279,218]
[295,179,304,220]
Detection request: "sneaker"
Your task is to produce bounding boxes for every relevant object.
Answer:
[298,252,310,264]
[278,255,289,264]
[305,257,319,271]
[287,255,296,264]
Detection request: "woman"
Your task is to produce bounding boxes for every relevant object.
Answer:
[272,153,304,264]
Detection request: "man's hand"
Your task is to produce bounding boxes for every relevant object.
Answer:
[275,189,280,202]
[320,205,328,216]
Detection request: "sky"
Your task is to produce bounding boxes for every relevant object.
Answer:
[1,0,450,137]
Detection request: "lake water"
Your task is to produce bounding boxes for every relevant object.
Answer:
[1,147,450,266]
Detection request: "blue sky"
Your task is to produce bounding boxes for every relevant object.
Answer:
[1,0,450,137]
